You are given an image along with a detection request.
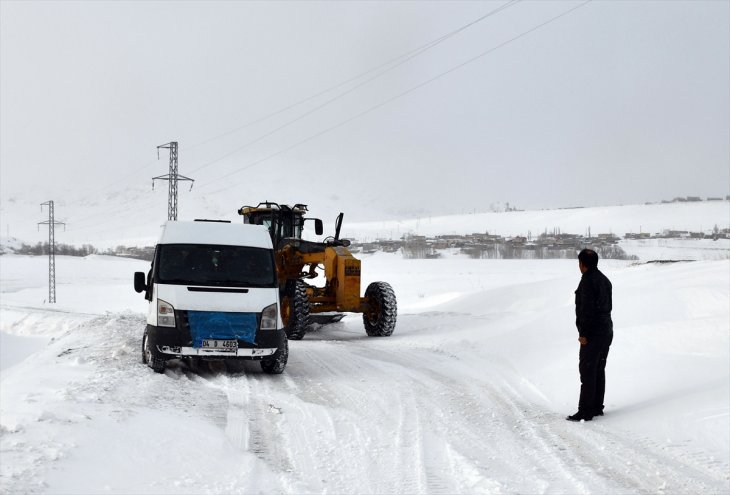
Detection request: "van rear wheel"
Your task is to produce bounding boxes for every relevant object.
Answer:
[142,328,166,373]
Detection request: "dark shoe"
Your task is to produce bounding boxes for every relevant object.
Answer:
[566,412,593,422]
[594,410,604,417]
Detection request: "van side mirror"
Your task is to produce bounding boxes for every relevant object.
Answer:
[134,272,147,294]
[314,219,323,236]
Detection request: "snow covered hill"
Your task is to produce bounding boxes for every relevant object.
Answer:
[1,253,728,493]
[342,201,730,241]
[2,188,728,254]
[0,184,364,250]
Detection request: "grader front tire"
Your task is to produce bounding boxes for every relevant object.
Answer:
[363,282,397,337]
[284,280,311,340]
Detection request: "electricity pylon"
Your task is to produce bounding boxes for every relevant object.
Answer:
[38,201,65,303]
[153,141,194,221]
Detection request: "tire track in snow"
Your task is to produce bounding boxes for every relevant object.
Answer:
[334,340,554,492]
[286,341,407,491]
[390,385,428,494]
[265,333,555,493]
[88,312,729,494]
[539,417,730,494]
[7,308,725,494]
[239,374,295,474]
[394,358,565,493]
[343,333,729,494]
[284,338,508,493]
[246,339,435,493]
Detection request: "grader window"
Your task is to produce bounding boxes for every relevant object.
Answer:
[293,220,303,239]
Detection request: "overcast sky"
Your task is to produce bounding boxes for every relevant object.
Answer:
[1,0,728,224]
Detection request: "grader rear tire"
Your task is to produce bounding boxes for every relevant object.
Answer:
[283,280,310,340]
[363,282,397,337]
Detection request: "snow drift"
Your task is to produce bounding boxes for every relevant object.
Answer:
[1,251,728,493]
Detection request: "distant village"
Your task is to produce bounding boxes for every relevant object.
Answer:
[350,195,730,261]
[653,195,730,204]
[350,224,730,261]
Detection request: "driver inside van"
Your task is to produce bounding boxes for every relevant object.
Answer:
[159,248,191,281]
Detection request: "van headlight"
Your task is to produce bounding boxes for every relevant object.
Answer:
[157,299,176,327]
[260,303,278,330]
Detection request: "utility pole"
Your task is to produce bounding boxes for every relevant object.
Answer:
[38,201,65,303]
[153,141,194,221]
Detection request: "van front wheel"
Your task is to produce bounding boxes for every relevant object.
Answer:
[142,329,166,373]
[261,338,288,374]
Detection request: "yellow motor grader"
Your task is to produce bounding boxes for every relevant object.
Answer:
[238,202,396,340]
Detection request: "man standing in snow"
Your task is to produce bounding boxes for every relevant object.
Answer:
[567,248,613,422]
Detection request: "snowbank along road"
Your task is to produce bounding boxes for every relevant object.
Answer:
[1,254,729,494]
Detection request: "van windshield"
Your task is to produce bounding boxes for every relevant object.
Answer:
[155,244,276,288]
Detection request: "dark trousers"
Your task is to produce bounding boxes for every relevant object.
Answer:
[578,333,613,414]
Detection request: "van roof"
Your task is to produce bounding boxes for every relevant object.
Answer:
[158,221,273,249]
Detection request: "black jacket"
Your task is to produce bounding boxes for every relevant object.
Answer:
[575,268,613,339]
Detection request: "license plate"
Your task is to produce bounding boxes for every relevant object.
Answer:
[201,339,238,352]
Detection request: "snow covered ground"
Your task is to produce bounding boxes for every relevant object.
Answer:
[1,250,728,494]
[620,238,730,262]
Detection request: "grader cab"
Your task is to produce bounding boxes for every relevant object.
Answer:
[238,202,396,340]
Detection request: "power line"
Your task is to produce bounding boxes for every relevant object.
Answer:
[182,0,521,155]
[69,142,194,233]
[66,142,194,230]
[184,0,522,177]
[75,155,161,201]
[62,193,160,232]
[197,0,593,193]
[60,0,590,238]
[64,2,521,230]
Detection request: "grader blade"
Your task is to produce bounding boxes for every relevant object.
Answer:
[310,313,346,325]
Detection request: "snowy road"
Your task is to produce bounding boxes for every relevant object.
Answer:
[1,255,729,494]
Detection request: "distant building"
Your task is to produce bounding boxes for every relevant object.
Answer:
[663,230,690,239]
[624,232,651,240]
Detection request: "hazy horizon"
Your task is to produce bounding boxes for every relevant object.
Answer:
[2,1,729,235]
